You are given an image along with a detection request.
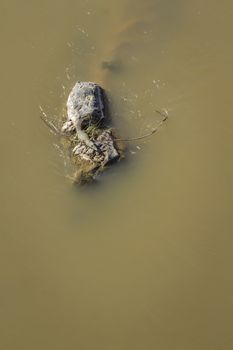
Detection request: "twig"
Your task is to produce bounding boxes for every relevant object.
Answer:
[115,110,168,142]
[39,105,60,135]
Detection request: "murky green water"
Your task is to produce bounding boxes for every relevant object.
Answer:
[1,0,233,349]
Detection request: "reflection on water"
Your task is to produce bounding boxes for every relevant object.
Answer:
[0,0,233,349]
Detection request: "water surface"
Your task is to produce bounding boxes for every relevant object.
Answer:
[1,0,233,349]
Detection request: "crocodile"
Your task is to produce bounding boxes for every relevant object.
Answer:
[42,2,169,184]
